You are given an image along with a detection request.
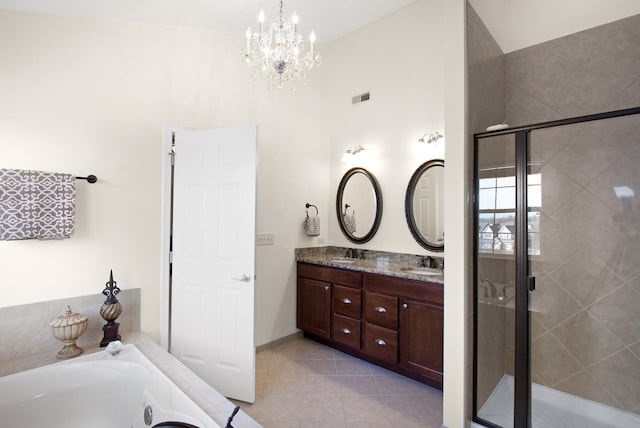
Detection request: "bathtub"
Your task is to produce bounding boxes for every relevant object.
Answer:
[0,343,222,428]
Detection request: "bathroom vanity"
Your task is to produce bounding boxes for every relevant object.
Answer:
[296,250,444,389]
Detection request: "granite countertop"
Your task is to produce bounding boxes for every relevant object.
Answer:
[295,246,444,285]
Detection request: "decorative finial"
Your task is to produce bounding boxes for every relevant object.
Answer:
[100,269,123,347]
[102,269,121,303]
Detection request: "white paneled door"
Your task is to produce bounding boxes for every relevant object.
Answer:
[171,125,257,403]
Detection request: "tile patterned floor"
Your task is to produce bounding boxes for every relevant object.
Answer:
[232,336,443,427]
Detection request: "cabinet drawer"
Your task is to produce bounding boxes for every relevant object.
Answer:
[363,323,398,363]
[333,285,362,319]
[298,262,362,288]
[365,292,398,330]
[332,314,361,349]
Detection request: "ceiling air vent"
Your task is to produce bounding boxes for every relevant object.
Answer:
[352,92,371,105]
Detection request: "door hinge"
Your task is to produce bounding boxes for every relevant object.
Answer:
[169,251,173,264]
[170,132,176,165]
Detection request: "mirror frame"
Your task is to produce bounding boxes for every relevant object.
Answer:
[405,159,445,252]
[336,167,383,244]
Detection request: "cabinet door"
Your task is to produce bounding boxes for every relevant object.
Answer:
[399,299,443,383]
[297,277,331,339]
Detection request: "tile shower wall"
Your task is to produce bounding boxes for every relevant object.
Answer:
[0,289,140,374]
[467,3,505,135]
[505,14,640,127]
[466,2,506,408]
[502,14,640,415]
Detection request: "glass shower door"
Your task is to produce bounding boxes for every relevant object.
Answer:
[529,114,640,427]
[474,133,518,427]
[474,107,640,428]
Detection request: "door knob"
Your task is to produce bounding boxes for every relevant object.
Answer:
[232,273,252,282]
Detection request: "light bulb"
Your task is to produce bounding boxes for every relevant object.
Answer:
[258,9,264,34]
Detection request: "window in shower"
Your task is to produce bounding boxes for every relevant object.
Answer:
[478,173,541,256]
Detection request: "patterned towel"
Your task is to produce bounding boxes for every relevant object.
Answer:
[344,213,356,234]
[0,169,76,240]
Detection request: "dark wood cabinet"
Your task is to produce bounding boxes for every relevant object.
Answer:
[399,299,444,384]
[297,261,444,389]
[296,276,331,339]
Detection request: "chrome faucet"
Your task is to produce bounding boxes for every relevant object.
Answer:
[420,256,433,268]
[480,278,514,301]
[480,278,498,298]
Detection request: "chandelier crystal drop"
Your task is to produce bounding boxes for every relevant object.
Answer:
[242,0,320,89]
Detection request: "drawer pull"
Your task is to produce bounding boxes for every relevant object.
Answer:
[324,285,330,291]
[402,303,408,309]
[342,328,352,335]
[374,338,387,346]
[374,306,387,313]
[342,298,352,304]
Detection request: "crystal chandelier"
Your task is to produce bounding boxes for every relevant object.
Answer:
[243,0,320,89]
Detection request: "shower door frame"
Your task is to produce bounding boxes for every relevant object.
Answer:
[472,105,640,428]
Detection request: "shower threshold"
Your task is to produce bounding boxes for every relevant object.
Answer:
[474,375,639,428]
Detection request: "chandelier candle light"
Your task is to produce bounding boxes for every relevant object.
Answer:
[243,0,320,89]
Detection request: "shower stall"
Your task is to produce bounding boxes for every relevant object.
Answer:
[472,106,640,428]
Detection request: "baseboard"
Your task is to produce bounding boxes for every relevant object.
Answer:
[256,331,303,353]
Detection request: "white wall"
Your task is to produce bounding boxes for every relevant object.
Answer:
[327,0,446,256]
[469,0,640,53]
[0,10,331,345]
[443,1,468,426]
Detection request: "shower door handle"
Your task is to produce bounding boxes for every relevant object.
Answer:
[528,276,536,292]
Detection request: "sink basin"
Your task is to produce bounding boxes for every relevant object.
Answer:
[330,258,355,264]
[403,268,442,276]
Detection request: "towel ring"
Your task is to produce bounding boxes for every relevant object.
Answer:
[305,203,318,216]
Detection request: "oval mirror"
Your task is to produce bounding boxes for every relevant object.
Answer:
[405,159,444,252]
[336,167,383,244]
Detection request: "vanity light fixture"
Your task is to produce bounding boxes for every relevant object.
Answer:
[418,132,444,144]
[341,145,366,164]
[242,0,320,89]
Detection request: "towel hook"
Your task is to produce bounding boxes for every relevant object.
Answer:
[305,203,318,216]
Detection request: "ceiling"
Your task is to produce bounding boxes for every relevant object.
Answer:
[0,0,418,43]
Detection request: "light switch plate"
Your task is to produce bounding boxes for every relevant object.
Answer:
[257,233,275,246]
